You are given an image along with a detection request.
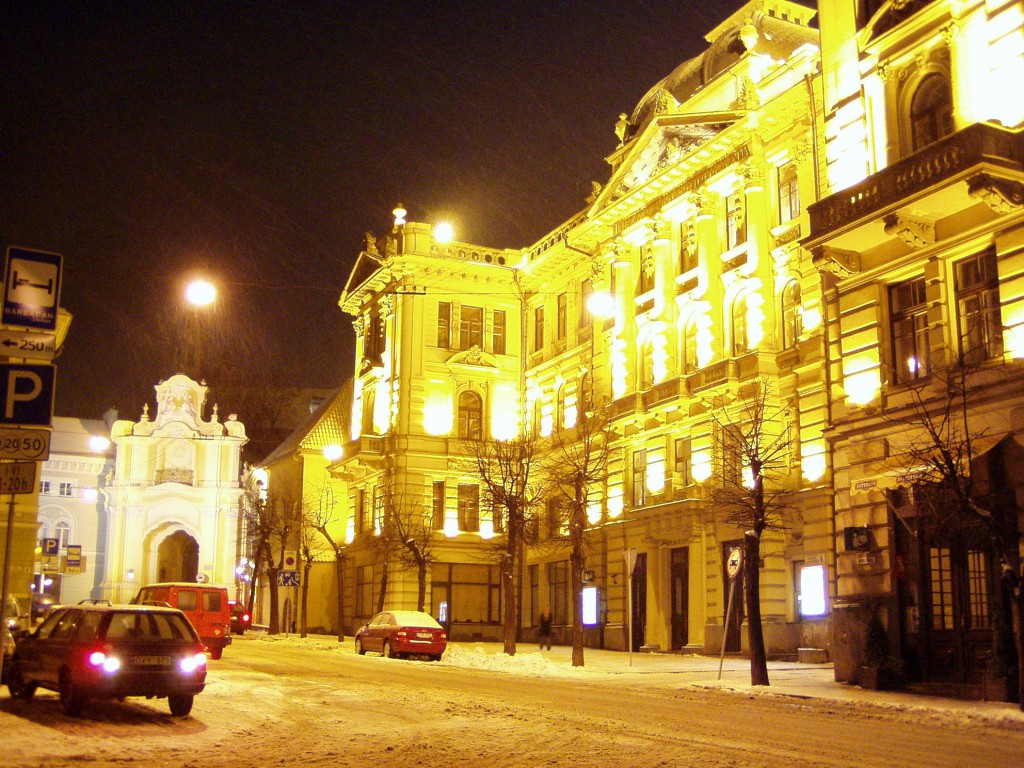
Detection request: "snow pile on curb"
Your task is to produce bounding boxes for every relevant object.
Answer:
[441,644,581,676]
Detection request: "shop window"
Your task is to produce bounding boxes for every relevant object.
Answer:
[890,276,929,382]
[955,250,1002,364]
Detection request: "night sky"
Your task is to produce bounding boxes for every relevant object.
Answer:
[0,0,777,422]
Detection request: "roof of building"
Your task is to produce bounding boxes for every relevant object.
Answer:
[258,384,349,467]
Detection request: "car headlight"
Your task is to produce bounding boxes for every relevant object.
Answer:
[179,653,207,673]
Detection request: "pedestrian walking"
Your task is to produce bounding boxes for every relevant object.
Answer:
[538,606,553,650]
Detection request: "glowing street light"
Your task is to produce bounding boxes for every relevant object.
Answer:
[586,290,615,319]
[185,279,217,306]
[434,221,454,244]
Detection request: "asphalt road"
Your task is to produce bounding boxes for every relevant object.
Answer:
[3,635,1023,767]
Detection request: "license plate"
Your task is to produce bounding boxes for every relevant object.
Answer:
[416,632,433,639]
[132,655,170,665]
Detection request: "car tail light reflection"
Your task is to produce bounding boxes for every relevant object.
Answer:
[88,651,122,673]
[180,653,208,673]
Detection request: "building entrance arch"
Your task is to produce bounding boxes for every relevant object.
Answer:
[155,529,200,583]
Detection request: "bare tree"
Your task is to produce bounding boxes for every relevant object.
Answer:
[382,481,440,613]
[888,361,1024,707]
[466,431,546,655]
[708,380,794,686]
[302,476,348,641]
[298,508,332,638]
[544,384,610,667]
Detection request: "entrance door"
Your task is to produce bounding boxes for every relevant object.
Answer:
[670,547,689,650]
[157,530,199,582]
[722,541,744,652]
[631,553,647,652]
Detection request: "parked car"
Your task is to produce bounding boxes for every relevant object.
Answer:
[228,600,251,635]
[31,594,58,624]
[132,583,232,659]
[354,610,447,661]
[5,604,207,717]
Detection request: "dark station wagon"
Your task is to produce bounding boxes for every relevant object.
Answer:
[5,604,208,717]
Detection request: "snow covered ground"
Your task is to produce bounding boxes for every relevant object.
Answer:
[3,632,1023,768]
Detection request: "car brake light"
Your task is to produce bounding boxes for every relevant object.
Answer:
[88,650,121,673]
[180,653,207,673]
[397,630,408,637]
[242,613,250,622]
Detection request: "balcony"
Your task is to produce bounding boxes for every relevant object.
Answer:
[805,123,1024,253]
[641,377,683,410]
[155,468,193,486]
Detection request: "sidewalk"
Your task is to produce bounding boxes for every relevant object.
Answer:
[451,642,1024,722]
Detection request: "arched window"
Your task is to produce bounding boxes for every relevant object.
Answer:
[56,521,71,550]
[781,281,802,350]
[457,391,483,440]
[910,74,954,152]
[731,296,748,357]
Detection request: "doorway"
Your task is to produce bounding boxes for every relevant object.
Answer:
[157,530,199,583]
[670,547,689,650]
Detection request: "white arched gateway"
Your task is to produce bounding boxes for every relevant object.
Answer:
[101,375,247,602]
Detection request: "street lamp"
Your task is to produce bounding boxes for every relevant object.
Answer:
[185,279,217,307]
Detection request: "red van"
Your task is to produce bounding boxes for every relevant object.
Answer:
[132,583,232,659]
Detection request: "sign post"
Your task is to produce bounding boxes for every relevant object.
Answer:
[718,546,744,680]
[623,548,636,668]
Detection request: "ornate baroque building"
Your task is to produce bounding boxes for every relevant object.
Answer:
[270,0,1024,692]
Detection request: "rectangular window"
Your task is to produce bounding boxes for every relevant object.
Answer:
[357,489,371,535]
[579,280,593,329]
[460,305,483,350]
[890,277,929,382]
[437,302,451,348]
[632,449,647,507]
[39,481,51,494]
[557,293,567,340]
[955,250,1002,364]
[431,481,445,530]
[492,309,506,355]
[721,424,743,488]
[548,561,570,625]
[534,306,545,352]
[674,438,691,486]
[546,498,563,539]
[457,484,480,532]
[372,485,385,533]
[778,162,800,224]
[636,245,655,295]
[647,445,666,495]
[679,221,698,273]
[726,191,746,249]
[355,564,373,617]
[59,482,74,497]
[365,314,385,360]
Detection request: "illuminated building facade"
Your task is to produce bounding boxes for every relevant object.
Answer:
[807,0,1024,689]
[321,0,1024,690]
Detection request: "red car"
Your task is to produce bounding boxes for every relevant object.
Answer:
[354,610,446,661]
[229,600,251,635]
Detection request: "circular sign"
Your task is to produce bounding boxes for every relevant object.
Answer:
[196,572,208,583]
[726,548,743,579]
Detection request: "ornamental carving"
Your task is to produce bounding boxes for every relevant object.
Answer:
[812,247,861,278]
[968,173,1024,214]
[882,213,936,248]
[379,294,394,318]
